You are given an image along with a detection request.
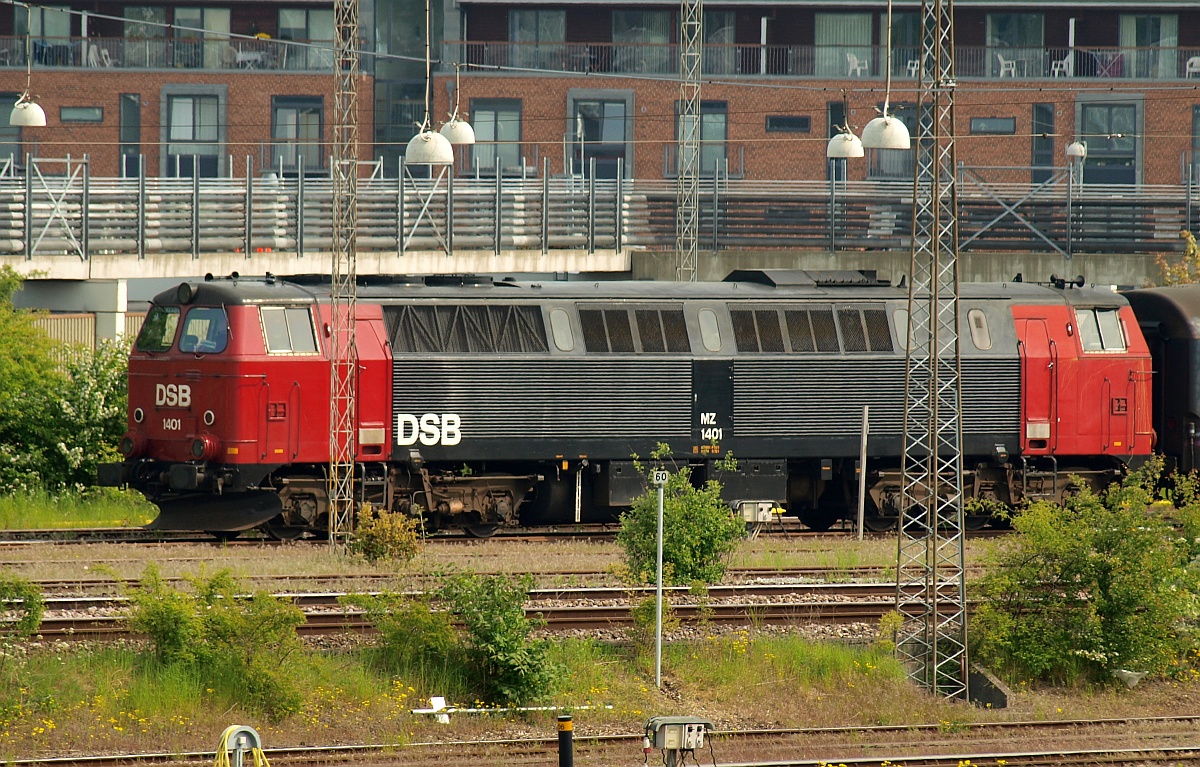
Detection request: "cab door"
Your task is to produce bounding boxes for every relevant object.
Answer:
[1015,317,1057,453]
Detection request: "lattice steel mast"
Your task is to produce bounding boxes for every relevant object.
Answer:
[895,0,968,699]
[674,0,701,282]
[328,0,360,547]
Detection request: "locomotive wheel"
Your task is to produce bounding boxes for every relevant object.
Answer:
[798,507,841,532]
[464,524,499,539]
[264,514,308,541]
[862,513,898,532]
[206,530,242,542]
[963,514,991,531]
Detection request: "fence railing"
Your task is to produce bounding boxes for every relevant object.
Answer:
[453,40,1200,80]
[3,158,1198,260]
[0,35,334,71]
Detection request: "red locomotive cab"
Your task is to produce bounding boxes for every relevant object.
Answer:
[1013,298,1153,460]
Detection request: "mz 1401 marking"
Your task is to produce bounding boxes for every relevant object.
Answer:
[396,413,462,446]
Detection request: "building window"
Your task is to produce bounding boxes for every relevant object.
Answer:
[766,115,810,133]
[0,92,18,169]
[970,117,1016,135]
[1119,15,1178,78]
[1032,103,1054,184]
[272,97,323,173]
[887,12,921,77]
[173,7,230,69]
[827,101,847,181]
[704,11,735,74]
[60,106,103,123]
[279,8,334,69]
[814,13,871,78]
[986,13,1043,77]
[509,10,564,69]
[166,94,221,177]
[1080,102,1137,185]
[612,11,671,73]
[675,100,727,176]
[571,95,630,178]
[17,6,70,43]
[124,7,167,68]
[868,104,916,179]
[120,94,141,178]
[470,99,522,174]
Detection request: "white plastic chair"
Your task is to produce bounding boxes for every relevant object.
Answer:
[1050,54,1071,77]
[905,59,919,77]
[846,52,866,76]
[1187,57,1200,78]
[996,52,1017,77]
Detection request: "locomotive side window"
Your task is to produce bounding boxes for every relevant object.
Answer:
[135,306,180,352]
[549,308,574,351]
[179,307,229,354]
[698,309,721,351]
[967,309,992,350]
[1076,308,1126,352]
[261,307,318,354]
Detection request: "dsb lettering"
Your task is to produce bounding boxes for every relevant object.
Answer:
[396,413,462,446]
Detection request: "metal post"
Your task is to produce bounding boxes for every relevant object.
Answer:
[244,155,253,258]
[655,480,664,688]
[192,164,200,259]
[495,155,503,255]
[81,154,90,260]
[587,157,596,254]
[1066,161,1073,259]
[711,158,719,253]
[1187,161,1194,234]
[557,716,574,767]
[447,169,455,255]
[857,405,869,540]
[542,157,550,255]
[137,154,146,260]
[397,160,404,255]
[297,155,305,258]
[615,157,624,252]
[23,152,31,260]
[828,159,837,253]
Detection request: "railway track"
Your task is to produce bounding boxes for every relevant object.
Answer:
[34,582,900,639]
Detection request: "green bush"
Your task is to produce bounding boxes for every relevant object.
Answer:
[349,503,421,563]
[441,572,561,705]
[971,458,1197,684]
[341,592,458,673]
[125,565,305,720]
[617,445,745,585]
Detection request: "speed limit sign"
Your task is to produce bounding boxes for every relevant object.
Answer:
[652,469,669,485]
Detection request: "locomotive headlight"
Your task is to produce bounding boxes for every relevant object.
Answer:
[133,407,144,424]
[119,431,148,458]
[190,433,220,461]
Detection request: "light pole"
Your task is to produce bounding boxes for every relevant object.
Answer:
[652,468,669,688]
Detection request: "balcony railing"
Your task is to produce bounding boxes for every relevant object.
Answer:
[453,40,1200,79]
[0,36,334,70]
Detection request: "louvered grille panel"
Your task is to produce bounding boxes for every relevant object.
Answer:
[393,360,692,439]
[734,359,1019,437]
[864,310,893,352]
[384,305,549,353]
[811,310,839,351]
[662,311,690,352]
[838,309,868,352]
[580,309,607,351]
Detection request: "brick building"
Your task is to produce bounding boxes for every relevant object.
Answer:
[437,1,1200,185]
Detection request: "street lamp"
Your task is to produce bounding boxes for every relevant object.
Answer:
[405,0,454,165]
[10,27,45,128]
[860,0,910,151]
[1066,139,1086,185]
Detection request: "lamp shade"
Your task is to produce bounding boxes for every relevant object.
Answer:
[10,98,45,128]
[1065,140,1087,159]
[405,130,455,165]
[861,115,911,150]
[826,131,864,159]
[439,118,475,146]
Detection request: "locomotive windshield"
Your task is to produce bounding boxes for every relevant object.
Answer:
[179,307,230,354]
[135,306,180,352]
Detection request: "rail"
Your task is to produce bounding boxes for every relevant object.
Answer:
[1,158,1197,261]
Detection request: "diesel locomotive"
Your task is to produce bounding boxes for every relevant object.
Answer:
[99,269,1170,538]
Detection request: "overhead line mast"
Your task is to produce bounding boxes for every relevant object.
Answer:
[895,0,969,698]
[328,0,360,547]
[675,0,702,282]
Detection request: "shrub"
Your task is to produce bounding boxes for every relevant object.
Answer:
[341,592,458,673]
[971,458,1197,684]
[617,445,745,585]
[125,565,305,720]
[349,503,421,563]
[441,573,561,705]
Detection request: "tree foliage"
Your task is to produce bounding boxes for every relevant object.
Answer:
[617,444,745,585]
[0,267,128,492]
[972,458,1199,684]
[1155,229,1200,285]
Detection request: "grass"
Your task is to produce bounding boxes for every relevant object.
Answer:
[0,489,154,529]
